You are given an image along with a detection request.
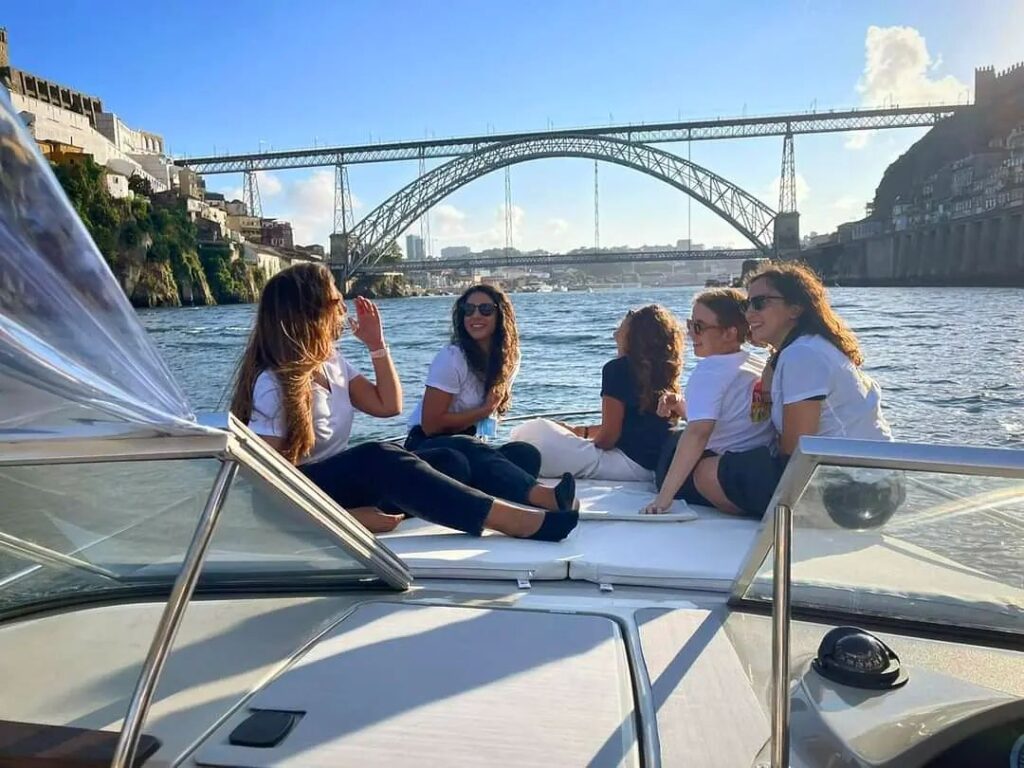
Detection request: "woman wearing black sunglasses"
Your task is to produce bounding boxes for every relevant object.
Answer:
[685,262,893,518]
[406,284,578,513]
[642,288,774,515]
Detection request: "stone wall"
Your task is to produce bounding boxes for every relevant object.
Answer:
[803,209,1024,286]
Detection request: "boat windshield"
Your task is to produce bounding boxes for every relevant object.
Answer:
[0,421,410,619]
[733,437,1024,638]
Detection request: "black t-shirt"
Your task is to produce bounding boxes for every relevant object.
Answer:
[600,355,671,470]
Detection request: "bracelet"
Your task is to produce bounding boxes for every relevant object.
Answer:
[583,426,590,439]
[369,346,389,360]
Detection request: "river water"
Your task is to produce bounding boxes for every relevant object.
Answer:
[139,286,1024,450]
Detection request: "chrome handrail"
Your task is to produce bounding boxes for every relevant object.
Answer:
[770,504,792,768]
[111,459,238,768]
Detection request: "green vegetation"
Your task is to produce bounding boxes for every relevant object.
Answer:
[50,156,264,307]
[198,242,264,303]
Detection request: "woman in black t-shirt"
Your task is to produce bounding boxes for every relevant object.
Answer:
[511,305,684,481]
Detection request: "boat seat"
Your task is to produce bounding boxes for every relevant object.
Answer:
[380,517,577,581]
[567,508,763,591]
[381,480,762,589]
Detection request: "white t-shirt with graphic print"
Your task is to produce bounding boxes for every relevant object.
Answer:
[408,344,518,428]
[684,349,775,454]
[248,350,364,465]
[771,334,892,442]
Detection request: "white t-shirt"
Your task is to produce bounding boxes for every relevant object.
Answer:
[684,349,775,454]
[408,344,518,428]
[771,334,892,442]
[248,351,364,465]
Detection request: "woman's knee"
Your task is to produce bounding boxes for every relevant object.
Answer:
[498,441,542,478]
[415,447,472,485]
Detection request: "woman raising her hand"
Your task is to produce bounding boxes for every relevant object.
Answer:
[230,264,578,540]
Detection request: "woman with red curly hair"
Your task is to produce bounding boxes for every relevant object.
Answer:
[513,304,685,481]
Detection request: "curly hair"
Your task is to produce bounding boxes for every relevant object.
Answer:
[451,283,520,416]
[623,304,685,413]
[694,287,750,342]
[229,263,342,464]
[745,261,863,365]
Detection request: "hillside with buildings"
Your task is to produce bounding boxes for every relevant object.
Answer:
[803,64,1024,285]
[0,27,324,307]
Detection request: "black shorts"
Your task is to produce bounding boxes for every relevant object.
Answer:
[654,431,717,508]
[716,446,786,518]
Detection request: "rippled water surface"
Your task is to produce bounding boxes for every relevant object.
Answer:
[139,286,1024,449]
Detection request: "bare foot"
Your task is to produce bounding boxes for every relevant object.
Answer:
[349,506,404,534]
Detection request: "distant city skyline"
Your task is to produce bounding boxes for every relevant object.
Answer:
[3,2,1021,250]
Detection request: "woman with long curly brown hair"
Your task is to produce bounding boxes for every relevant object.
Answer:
[230,263,578,541]
[686,261,893,518]
[512,304,685,481]
[642,288,774,515]
[406,284,577,512]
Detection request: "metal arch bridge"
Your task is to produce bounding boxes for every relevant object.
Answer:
[339,134,777,276]
[174,104,968,173]
[359,247,762,275]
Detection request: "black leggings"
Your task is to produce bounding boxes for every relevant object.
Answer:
[405,427,542,504]
[301,442,494,535]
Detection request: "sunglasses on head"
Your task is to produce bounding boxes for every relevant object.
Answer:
[461,301,497,317]
[740,294,786,312]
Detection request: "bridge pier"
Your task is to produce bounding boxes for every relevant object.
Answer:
[773,212,800,257]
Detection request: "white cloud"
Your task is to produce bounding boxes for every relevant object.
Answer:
[546,217,570,236]
[766,172,810,208]
[434,203,467,223]
[846,25,968,150]
[256,171,282,197]
[210,170,365,247]
[844,132,871,151]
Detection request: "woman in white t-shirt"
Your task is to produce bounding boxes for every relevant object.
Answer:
[688,262,893,518]
[406,284,578,513]
[641,288,774,514]
[229,264,578,541]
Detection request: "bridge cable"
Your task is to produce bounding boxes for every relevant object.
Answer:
[504,166,514,257]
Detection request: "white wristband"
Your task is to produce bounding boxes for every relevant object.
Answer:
[369,346,389,360]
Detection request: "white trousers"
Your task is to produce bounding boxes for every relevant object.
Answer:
[509,418,654,482]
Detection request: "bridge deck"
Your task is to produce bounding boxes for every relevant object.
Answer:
[176,104,968,174]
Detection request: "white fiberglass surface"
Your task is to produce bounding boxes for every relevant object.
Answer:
[742,446,1024,636]
[0,89,207,440]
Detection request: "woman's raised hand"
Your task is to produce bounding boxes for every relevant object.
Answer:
[352,297,385,350]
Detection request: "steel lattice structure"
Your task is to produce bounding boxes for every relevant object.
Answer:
[175,104,967,174]
[359,247,762,275]
[339,135,777,276]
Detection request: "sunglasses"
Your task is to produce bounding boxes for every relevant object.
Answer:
[461,301,497,317]
[741,294,786,312]
[686,319,722,335]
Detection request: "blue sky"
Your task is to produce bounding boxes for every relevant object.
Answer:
[5,1,1022,251]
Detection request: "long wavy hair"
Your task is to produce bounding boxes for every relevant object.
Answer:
[624,304,685,413]
[745,261,863,365]
[230,263,342,464]
[694,287,750,342]
[451,283,520,415]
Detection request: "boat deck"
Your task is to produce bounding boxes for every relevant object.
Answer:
[381,479,763,590]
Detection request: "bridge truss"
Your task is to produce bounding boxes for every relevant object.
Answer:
[175,104,966,174]
[339,135,776,276]
[359,247,763,275]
